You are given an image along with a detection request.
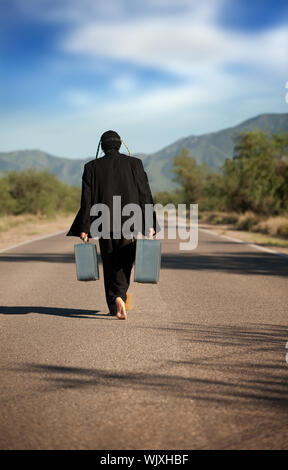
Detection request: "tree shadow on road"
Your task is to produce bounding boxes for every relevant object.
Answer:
[0,252,75,263]
[154,322,288,408]
[0,252,104,264]
[1,248,287,278]
[0,253,77,263]
[152,322,288,352]
[9,323,288,410]
[161,251,288,277]
[0,305,110,319]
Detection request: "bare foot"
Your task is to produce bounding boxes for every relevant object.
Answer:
[115,297,127,320]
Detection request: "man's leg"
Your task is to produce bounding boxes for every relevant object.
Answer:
[113,237,136,303]
[112,236,136,319]
[99,237,117,314]
[99,236,136,317]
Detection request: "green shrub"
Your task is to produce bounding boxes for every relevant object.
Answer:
[220,215,239,225]
[0,168,81,216]
[236,216,258,232]
[153,190,184,206]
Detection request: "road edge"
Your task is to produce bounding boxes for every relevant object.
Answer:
[199,227,288,259]
[0,230,67,254]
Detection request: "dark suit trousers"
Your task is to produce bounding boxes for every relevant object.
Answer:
[99,236,136,310]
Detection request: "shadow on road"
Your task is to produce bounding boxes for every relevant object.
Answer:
[153,322,288,351]
[10,323,288,409]
[0,253,76,263]
[0,306,110,319]
[1,249,287,278]
[0,252,104,265]
[161,251,288,277]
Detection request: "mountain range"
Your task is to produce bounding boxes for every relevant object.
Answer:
[1,113,287,192]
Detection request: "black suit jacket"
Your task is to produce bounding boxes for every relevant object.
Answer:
[66,149,159,238]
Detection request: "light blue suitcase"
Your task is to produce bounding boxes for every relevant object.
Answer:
[134,239,161,283]
[74,241,99,281]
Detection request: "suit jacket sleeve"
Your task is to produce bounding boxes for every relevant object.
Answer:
[134,159,160,235]
[79,163,92,233]
[66,163,92,237]
[135,160,154,205]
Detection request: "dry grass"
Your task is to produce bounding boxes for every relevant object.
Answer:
[2,210,288,254]
[0,212,76,251]
[198,210,288,253]
[254,216,288,238]
[199,211,288,238]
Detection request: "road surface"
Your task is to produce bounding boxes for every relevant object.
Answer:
[0,227,288,449]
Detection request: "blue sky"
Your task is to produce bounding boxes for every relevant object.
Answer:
[0,0,287,158]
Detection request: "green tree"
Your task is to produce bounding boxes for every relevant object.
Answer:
[5,169,61,215]
[223,130,288,214]
[271,131,288,212]
[1,168,81,216]
[201,172,226,211]
[153,190,184,206]
[0,176,17,215]
[172,148,203,204]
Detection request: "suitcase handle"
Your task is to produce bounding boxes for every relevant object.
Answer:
[144,232,154,240]
[137,234,154,241]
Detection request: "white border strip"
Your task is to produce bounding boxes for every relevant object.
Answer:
[0,230,67,254]
[199,227,288,259]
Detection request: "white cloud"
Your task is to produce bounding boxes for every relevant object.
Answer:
[3,0,287,157]
[57,6,287,144]
[16,0,221,24]
[61,17,287,78]
[1,88,286,159]
[60,65,247,117]
[64,89,97,107]
[111,75,138,93]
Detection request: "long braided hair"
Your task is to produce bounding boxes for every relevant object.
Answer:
[95,130,131,159]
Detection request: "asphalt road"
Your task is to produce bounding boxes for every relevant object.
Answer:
[0,227,288,450]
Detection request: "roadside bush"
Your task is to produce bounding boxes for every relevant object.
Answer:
[276,223,288,239]
[153,190,184,206]
[0,176,17,215]
[173,131,288,216]
[0,168,81,216]
[235,212,260,231]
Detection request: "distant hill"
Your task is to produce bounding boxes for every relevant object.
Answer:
[0,149,90,186]
[142,113,288,192]
[0,113,287,192]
